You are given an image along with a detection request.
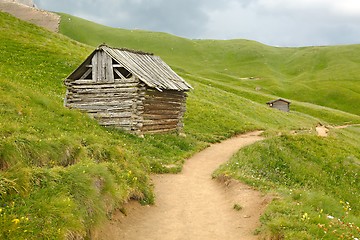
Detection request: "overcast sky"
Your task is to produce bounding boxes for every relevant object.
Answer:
[34,0,360,47]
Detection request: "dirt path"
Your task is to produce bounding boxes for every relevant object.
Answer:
[94,131,269,240]
[316,124,360,137]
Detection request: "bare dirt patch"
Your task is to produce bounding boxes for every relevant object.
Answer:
[316,123,360,137]
[316,125,329,137]
[0,0,60,32]
[93,131,269,240]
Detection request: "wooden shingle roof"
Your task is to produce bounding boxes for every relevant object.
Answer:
[266,98,291,104]
[100,45,192,91]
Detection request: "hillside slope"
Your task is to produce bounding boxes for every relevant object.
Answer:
[59,13,360,116]
[0,11,359,239]
[0,0,59,32]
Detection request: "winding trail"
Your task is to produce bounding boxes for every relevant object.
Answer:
[95,131,268,240]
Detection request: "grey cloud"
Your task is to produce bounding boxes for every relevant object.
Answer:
[35,0,220,38]
[34,0,360,46]
[203,0,360,46]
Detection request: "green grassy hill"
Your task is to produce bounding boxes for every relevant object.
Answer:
[59,13,360,116]
[0,11,359,239]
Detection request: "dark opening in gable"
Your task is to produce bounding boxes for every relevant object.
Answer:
[84,70,92,80]
[79,67,92,80]
[119,67,132,78]
[113,68,121,79]
[114,66,132,79]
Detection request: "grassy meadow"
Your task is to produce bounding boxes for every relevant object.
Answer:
[59,13,360,116]
[215,127,360,239]
[0,10,359,239]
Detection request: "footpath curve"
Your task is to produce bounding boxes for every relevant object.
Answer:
[95,131,268,240]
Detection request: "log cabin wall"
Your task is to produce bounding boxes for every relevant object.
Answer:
[65,52,145,132]
[64,45,192,134]
[271,101,289,112]
[141,89,186,133]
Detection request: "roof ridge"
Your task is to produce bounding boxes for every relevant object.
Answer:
[98,44,154,56]
[267,98,291,104]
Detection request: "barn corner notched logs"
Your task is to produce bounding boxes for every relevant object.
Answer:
[64,44,192,134]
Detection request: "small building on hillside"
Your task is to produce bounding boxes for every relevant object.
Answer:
[266,98,291,112]
[64,44,192,134]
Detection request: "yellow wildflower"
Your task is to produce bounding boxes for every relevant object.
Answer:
[12,218,20,224]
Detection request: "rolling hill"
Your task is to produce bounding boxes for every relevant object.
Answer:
[0,10,359,239]
[59,13,360,116]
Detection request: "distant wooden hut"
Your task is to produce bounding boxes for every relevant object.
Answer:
[64,44,192,134]
[266,98,291,112]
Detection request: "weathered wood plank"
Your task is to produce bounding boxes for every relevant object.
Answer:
[67,96,138,103]
[143,114,179,120]
[105,53,114,83]
[92,52,98,81]
[72,79,97,85]
[92,112,132,118]
[143,119,178,125]
[144,104,181,111]
[142,128,178,133]
[99,51,105,82]
[145,95,186,102]
[69,83,139,89]
[72,87,138,94]
[143,109,180,115]
[69,92,138,98]
[71,99,133,105]
[144,99,184,106]
[70,78,139,85]
[70,104,133,111]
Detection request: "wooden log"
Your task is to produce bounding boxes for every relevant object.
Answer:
[67,95,138,102]
[144,99,183,105]
[69,83,139,89]
[97,118,133,125]
[142,128,178,134]
[143,114,179,120]
[92,112,132,118]
[70,78,139,85]
[71,100,133,107]
[71,104,132,111]
[71,79,97,85]
[145,95,186,102]
[144,99,184,106]
[71,87,138,94]
[142,119,178,125]
[69,92,138,98]
[143,109,180,115]
[99,122,133,131]
[144,104,181,111]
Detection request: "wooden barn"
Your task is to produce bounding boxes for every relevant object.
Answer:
[64,44,192,134]
[266,98,291,112]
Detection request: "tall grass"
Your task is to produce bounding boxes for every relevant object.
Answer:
[0,10,360,239]
[215,128,360,238]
